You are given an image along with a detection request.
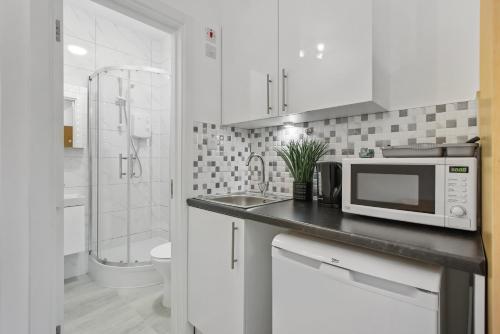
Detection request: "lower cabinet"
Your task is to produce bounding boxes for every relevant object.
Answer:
[63,205,85,256]
[188,207,284,334]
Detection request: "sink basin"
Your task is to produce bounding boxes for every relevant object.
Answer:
[201,193,290,209]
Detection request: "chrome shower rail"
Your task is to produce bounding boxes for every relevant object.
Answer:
[89,65,167,79]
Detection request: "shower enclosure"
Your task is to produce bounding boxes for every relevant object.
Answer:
[88,66,171,271]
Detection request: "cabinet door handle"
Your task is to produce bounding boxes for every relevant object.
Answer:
[231,222,238,269]
[282,68,288,112]
[119,154,127,179]
[266,74,272,114]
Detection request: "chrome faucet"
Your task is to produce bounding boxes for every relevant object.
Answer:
[246,152,269,195]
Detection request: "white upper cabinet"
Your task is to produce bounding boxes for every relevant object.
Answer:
[373,0,479,111]
[278,0,373,115]
[221,0,279,125]
[220,0,479,127]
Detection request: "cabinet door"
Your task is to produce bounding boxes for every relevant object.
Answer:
[63,205,85,256]
[278,0,372,115]
[188,208,244,334]
[372,0,479,110]
[221,0,278,125]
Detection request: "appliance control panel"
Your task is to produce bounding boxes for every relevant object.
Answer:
[444,158,477,230]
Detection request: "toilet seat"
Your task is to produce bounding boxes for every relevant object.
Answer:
[151,242,172,260]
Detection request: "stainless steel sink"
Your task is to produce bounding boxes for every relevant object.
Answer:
[201,192,291,209]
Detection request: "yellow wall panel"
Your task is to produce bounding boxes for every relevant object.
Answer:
[479,0,500,332]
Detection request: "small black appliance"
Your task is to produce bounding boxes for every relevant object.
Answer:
[316,162,342,207]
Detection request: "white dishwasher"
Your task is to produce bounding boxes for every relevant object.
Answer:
[272,233,444,334]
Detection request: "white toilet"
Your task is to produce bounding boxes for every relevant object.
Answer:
[150,242,172,308]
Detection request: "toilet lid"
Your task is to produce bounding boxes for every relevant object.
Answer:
[151,242,171,259]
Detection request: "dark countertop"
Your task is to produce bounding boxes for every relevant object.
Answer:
[187,198,486,275]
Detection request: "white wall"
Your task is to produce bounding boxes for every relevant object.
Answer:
[129,2,222,334]
[157,0,222,125]
[0,2,31,332]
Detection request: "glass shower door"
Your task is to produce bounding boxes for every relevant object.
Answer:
[92,69,131,264]
[128,75,155,264]
[89,66,170,267]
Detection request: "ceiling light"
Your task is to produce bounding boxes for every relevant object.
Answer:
[317,43,325,52]
[283,122,295,128]
[316,53,323,59]
[67,44,88,56]
[299,50,305,58]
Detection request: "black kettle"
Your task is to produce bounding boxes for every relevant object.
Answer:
[316,162,342,207]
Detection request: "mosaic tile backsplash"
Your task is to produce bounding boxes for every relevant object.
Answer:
[192,100,478,196]
[192,123,250,195]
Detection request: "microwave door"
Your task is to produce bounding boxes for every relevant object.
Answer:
[351,164,436,214]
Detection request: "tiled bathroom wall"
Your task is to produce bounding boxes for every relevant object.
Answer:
[192,100,478,196]
[63,0,172,275]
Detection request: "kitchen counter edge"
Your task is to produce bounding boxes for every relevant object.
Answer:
[186,198,486,275]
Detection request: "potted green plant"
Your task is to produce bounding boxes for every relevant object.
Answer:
[275,139,328,201]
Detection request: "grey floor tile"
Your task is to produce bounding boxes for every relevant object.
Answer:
[64,275,169,334]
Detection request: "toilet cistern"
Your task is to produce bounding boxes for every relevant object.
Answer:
[246,152,269,195]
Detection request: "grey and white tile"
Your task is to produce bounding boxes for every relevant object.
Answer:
[192,100,478,196]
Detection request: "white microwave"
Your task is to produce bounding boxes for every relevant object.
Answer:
[342,158,478,231]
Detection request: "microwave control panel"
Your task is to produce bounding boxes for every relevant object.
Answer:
[444,158,477,230]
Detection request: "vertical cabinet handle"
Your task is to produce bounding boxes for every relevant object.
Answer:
[119,154,127,178]
[266,74,273,114]
[282,69,288,112]
[231,222,238,269]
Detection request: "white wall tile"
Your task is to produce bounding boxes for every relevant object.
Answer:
[64,155,88,188]
[99,210,127,240]
[95,15,152,61]
[130,182,152,209]
[130,207,152,234]
[99,129,128,158]
[63,0,95,42]
[64,65,92,87]
[152,83,171,110]
[152,205,169,231]
[99,184,127,213]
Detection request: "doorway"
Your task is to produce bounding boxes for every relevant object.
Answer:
[62,0,178,332]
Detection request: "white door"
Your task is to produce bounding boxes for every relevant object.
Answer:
[221,0,278,125]
[188,208,244,334]
[278,0,372,115]
[0,0,63,332]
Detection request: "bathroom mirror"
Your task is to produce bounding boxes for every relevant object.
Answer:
[64,84,87,149]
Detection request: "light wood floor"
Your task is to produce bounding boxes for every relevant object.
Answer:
[64,275,170,334]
